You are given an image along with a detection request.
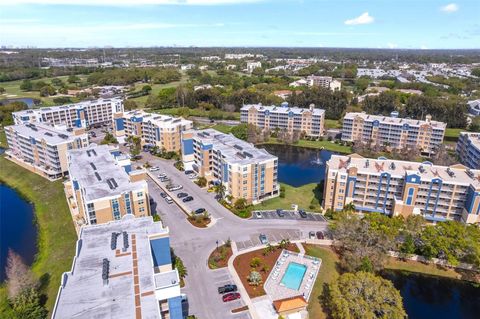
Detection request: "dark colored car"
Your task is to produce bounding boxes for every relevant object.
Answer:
[316,231,325,240]
[195,208,206,215]
[177,192,188,198]
[218,284,237,294]
[222,292,240,302]
[184,170,195,175]
[183,196,194,202]
[276,209,285,217]
[298,210,308,218]
[160,192,167,198]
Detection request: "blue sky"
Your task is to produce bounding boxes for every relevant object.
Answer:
[0,0,478,49]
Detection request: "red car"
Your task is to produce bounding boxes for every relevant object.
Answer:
[222,292,240,302]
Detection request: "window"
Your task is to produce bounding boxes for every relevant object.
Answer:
[138,200,144,205]
[139,207,145,213]
[137,192,143,198]
[112,199,121,220]
[406,187,415,205]
[243,180,248,185]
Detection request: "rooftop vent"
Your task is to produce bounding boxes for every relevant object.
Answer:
[466,169,474,179]
[122,231,129,252]
[106,178,118,190]
[446,167,455,177]
[90,162,97,170]
[44,132,53,137]
[58,134,69,139]
[102,258,110,285]
[419,166,425,173]
[94,172,102,181]
[365,159,370,168]
[110,232,119,250]
[389,162,396,170]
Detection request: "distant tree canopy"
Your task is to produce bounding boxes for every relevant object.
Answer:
[87,67,180,86]
[287,87,349,120]
[0,101,28,126]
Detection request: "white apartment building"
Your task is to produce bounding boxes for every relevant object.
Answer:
[290,75,341,91]
[4,123,88,180]
[241,103,325,137]
[342,111,446,154]
[113,111,193,153]
[13,98,123,129]
[246,61,262,73]
[324,154,480,224]
[456,132,480,169]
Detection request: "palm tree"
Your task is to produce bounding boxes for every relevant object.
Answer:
[215,182,226,200]
[343,203,356,213]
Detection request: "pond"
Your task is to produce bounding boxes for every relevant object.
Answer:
[383,270,480,319]
[0,184,38,282]
[0,97,36,108]
[260,144,333,187]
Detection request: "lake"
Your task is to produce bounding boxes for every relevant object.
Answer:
[0,97,36,108]
[260,144,333,187]
[0,184,38,282]
[383,270,480,319]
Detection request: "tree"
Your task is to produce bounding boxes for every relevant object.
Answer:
[142,85,152,93]
[39,85,56,97]
[196,176,207,188]
[124,99,138,110]
[0,87,5,94]
[234,198,247,210]
[5,250,37,299]
[324,272,406,319]
[250,257,262,268]
[174,256,187,279]
[68,75,81,84]
[214,182,226,200]
[127,136,141,157]
[247,270,262,286]
[231,124,248,141]
[12,288,47,319]
[431,144,456,166]
[101,132,118,145]
[20,79,33,91]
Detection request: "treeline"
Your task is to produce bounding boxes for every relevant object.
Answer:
[87,67,181,86]
[0,67,93,82]
[361,91,468,128]
[0,101,28,126]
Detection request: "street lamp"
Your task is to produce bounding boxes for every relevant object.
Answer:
[216,240,219,251]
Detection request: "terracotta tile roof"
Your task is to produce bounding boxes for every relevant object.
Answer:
[273,296,307,313]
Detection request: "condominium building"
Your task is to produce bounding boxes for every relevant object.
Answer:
[52,216,186,319]
[4,123,88,180]
[182,129,279,204]
[113,111,193,153]
[13,98,123,128]
[342,111,446,154]
[289,76,341,91]
[240,103,325,137]
[323,154,480,224]
[456,132,480,169]
[246,61,262,73]
[65,144,150,227]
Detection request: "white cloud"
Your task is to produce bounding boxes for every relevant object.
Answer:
[440,3,458,13]
[387,43,398,49]
[420,45,428,50]
[0,0,263,5]
[344,12,374,25]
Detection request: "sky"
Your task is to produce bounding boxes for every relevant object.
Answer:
[0,0,479,49]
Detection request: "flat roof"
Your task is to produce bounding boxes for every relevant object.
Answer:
[190,128,277,165]
[68,144,147,202]
[122,110,192,129]
[14,98,121,116]
[6,122,85,145]
[344,112,447,129]
[328,154,480,189]
[52,216,168,319]
[241,103,325,116]
[460,132,480,150]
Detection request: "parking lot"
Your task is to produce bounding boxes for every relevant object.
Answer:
[251,210,327,222]
[210,268,251,319]
[235,228,303,251]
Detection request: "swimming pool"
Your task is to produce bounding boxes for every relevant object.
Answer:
[281,262,307,290]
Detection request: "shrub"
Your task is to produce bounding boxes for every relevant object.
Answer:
[250,257,262,268]
[247,271,262,286]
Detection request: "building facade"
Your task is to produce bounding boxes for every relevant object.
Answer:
[323,154,480,224]
[182,129,279,204]
[240,103,325,137]
[4,123,88,180]
[456,132,480,169]
[113,111,193,153]
[52,216,186,319]
[65,144,150,227]
[13,98,123,128]
[342,112,446,154]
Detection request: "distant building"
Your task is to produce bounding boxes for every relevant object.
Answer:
[241,103,325,137]
[324,154,480,224]
[13,98,123,129]
[52,216,186,319]
[193,84,213,91]
[201,56,221,61]
[456,132,480,169]
[468,99,480,116]
[342,111,446,154]
[181,129,279,204]
[180,64,195,70]
[290,75,341,91]
[226,64,237,70]
[225,53,254,59]
[246,61,262,73]
[65,144,150,226]
[113,111,193,153]
[4,123,88,180]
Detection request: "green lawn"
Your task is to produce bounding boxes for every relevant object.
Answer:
[325,119,342,129]
[129,76,189,106]
[250,183,322,212]
[0,130,7,148]
[0,156,77,315]
[152,107,241,120]
[444,128,464,142]
[260,138,352,154]
[211,124,233,134]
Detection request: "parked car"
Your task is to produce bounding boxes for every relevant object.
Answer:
[259,234,268,245]
[177,192,188,198]
[160,177,170,182]
[182,196,194,202]
[149,167,160,172]
[222,292,240,302]
[255,211,263,219]
[316,231,325,240]
[298,210,307,218]
[218,284,237,294]
[184,170,195,175]
[276,209,285,217]
[158,173,167,178]
[167,185,183,191]
[165,196,173,204]
[194,208,206,215]
[160,192,167,198]
[188,173,197,179]
[309,231,316,239]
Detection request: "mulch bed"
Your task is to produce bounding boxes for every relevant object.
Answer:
[233,243,300,298]
[187,216,211,228]
[231,305,249,313]
[208,244,233,269]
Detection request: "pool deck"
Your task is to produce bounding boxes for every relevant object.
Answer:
[264,249,321,302]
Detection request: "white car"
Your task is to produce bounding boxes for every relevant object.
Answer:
[149,167,160,172]
[165,196,173,204]
[168,185,183,192]
[255,211,263,219]
[158,173,167,178]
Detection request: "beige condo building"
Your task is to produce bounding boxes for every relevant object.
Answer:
[181,129,279,204]
[323,154,480,224]
[113,110,193,153]
[65,144,150,227]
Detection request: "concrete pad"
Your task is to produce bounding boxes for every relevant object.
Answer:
[251,297,277,319]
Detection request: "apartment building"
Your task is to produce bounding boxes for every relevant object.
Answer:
[456,132,480,169]
[13,98,123,128]
[289,75,341,91]
[241,103,325,137]
[4,123,88,180]
[113,111,193,153]
[323,154,480,224]
[342,111,446,154]
[182,129,279,204]
[52,216,186,319]
[65,144,150,227]
[246,61,262,73]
